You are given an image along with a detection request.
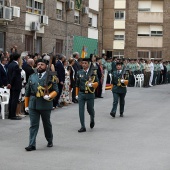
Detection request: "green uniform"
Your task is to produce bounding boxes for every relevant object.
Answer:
[166,64,170,83]
[25,72,58,147]
[157,64,161,84]
[106,62,112,73]
[140,63,145,73]
[126,63,130,71]
[111,70,127,115]
[131,63,136,73]
[134,63,139,74]
[76,67,98,129]
[112,61,117,72]
[128,63,135,86]
[152,64,159,85]
[102,58,107,69]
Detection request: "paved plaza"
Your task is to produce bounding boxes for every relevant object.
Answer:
[0,85,170,170]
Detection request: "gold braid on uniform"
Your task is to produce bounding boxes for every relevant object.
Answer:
[85,76,95,93]
[36,75,57,97]
[52,75,59,83]
[36,83,52,97]
[117,74,128,88]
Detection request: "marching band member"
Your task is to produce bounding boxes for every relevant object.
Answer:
[25,59,58,151]
[110,62,128,118]
[75,58,98,133]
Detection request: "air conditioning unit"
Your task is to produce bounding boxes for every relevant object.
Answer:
[0,6,12,20]
[11,6,20,18]
[30,22,40,31]
[82,7,89,15]
[40,15,48,25]
[66,0,74,11]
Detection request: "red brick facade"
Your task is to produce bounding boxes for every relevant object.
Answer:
[0,0,103,56]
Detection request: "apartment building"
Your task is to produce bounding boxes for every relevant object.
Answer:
[0,0,102,57]
[103,0,170,60]
[103,0,126,58]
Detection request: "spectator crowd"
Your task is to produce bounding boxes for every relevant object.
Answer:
[0,45,170,119]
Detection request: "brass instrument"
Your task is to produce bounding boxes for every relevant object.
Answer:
[117,66,129,87]
[85,64,97,94]
[85,75,95,93]
[117,78,121,87]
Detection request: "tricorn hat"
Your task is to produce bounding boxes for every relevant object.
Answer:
[82,58,91,62]
[116,61,123,65]
[36,59,49,65]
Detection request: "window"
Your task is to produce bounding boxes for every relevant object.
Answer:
[0,0,4,6]
[25,35,33,53]
[138,1,163,12]
[56,39,63,53]
[34,1,42,14]
[56,9,62,20]
[150,25,163,37]
[138,33,150,36]
[88,17,92,27]
[138,8,150,12]
[0,32,4,52]
[138,51,149,58]
[0,6,3,18]
[26,0,33,13]
[138,1,151,12]
[74,10,80,24]
[26,0,43,15]
[138,26,150,36]
[114,35,124,40]
[138,51,162,59]
[113,51,124,58]
[151,31,163,36]
[88,12,97,28]
[138,26,163,37]
[115,11,125,20]
[151,51,162,58]
[56,1,63,20]
[36,37,42,54]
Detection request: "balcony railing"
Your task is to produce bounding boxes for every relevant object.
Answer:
[138,12,163,23]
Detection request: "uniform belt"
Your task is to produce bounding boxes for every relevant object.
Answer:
[30,93,36,96]
[80,90,89,94]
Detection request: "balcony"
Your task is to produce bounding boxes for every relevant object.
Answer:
[114,0,126,9]
[137,37,163,48]
[114,21,125,29]
[138,12,163,23]
[113,40,125,49]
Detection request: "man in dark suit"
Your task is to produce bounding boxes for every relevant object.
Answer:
[0,56,8,87]
[23,58,35,82]
[7,53,22,120]
[163,62,167,84]
[72,52,81,103]
[54,54,65,107]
